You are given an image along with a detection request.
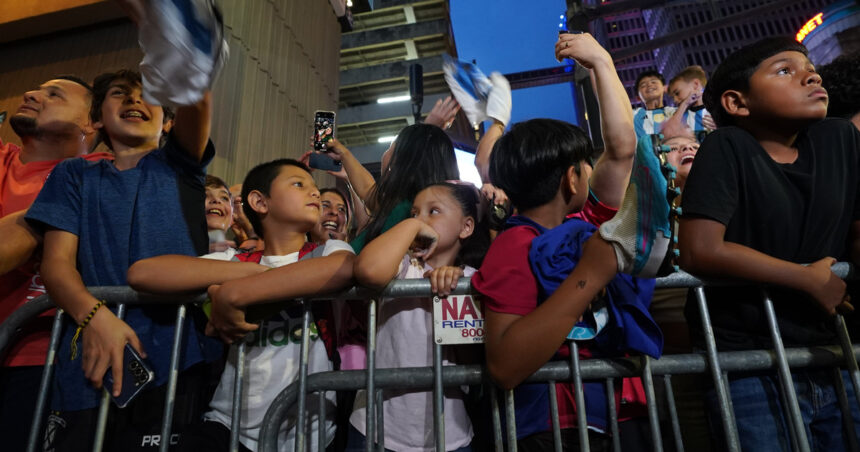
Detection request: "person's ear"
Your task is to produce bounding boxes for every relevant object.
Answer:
[246,190,268,215]
[567,165,581,195]
[721,90,750,119]
[459,216,475,240]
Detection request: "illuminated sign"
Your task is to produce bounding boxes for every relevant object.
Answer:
[796,12,824,42]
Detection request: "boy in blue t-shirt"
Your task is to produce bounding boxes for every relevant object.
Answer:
[26,69,222,450]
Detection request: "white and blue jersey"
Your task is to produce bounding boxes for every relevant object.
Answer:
[633,106,677,138]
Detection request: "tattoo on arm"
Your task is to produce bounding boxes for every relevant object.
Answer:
[577,280,586,289]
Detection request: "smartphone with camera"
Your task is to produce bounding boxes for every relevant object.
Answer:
[103,344,155,408]
[313,110,336,150]
[308,152,343,172]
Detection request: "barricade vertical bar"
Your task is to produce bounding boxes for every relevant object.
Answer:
[295,300,312,452]
[641,356,663,452]
[433,339,446,452]
[830,367,860,451]
[761,290,809,452]
[366,299,378,452]
[375,389,385,452]
[547,381,562,452]
[230,343,247,452]
[775,371,800,452]
[504,389,518,452]
[662,375,684,452]
[568,342,590,452]
[159,304,186,452]
[489,386,503,452]
[318,391,327,452]
[835,315,860,408]
[26,309,65,452]
[93,303,126,452]
[605,378,621,452]
[693,286,740,452]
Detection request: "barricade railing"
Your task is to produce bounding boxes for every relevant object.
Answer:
[0,263,857,452]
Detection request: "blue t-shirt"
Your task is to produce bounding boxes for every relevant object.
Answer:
[633,106,676,139]
[26,133,222,411]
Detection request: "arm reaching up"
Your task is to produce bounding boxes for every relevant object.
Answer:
[556,33,635,208]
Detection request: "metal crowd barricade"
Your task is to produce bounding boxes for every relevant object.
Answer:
[1,265,859,452]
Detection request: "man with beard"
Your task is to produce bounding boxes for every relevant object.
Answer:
[0,76,110,452]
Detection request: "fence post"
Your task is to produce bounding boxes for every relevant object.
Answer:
[365,299,378,452]
[230,343,247,452]
[295,300,312,452]
[662,375,684,452]
[761,290,809,452]
[835,315,860,408]
[159,304,186,452]
[569,342,590,452]
[641,356,663,452]
[432,320,446,452]
[26,309,65,452]
[547,381,562,452]
[605,378,621,452]
[693,286,740,451]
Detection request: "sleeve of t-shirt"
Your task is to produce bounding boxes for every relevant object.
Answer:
[681,129,741,226]
[471,226,540,316]
[200,249,237,261]
[160,131,215,177]
[24,159,84,236]
[567,191,617,227]
[322,239,356,256]
[849,124,860,222]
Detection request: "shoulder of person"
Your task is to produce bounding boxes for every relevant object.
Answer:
[321,239,355,256]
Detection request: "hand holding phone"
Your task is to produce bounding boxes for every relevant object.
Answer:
[103,344,155,408]
[308,152,343,172]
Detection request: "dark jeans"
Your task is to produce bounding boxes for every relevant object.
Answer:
[706,369,860,452]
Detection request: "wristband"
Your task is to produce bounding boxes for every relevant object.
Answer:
[70,300,106,360]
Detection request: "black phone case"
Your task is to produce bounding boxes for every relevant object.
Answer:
[308,152,343,172]
[103,344,155,408]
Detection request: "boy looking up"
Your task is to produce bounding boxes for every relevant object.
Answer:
[632,69,676,139]
[205,174,237,252]
[129,159,354,452]
[25,69,221,450]
[679,37,860,450]
[474,33,670,450]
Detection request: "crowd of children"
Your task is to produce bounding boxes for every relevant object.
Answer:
[1,2,860,451]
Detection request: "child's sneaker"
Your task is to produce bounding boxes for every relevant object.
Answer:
[137,0,229,106]
[599,135,672,278]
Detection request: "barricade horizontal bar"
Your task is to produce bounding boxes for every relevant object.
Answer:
[259,344,860,452]
[4,261,854,351]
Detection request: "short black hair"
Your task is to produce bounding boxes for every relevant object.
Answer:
[819,52,860,120]
[703,37,808,127]
[489,118,594,212]
[241,159,311,239]
[53,75,93,96]
[635,70,665,91]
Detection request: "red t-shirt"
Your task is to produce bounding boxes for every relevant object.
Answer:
[0,140,112,366]
[473,201,646,432]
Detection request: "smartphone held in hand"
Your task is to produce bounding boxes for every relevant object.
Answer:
[103,344,155,408]
[308,152,343,172]
[313,110,336,150]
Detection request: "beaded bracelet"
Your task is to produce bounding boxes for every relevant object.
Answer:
[70,300,106,360]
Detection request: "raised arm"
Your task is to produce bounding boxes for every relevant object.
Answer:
[127,253,267,294]
[354,218,437,289]
[678,217,846,314]
[172,92,212,162]
[41,229,145,397]
[556,33,635,208]
[323,138,377,205]
[0,210,41,276]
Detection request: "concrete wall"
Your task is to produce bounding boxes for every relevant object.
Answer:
[0,0,341,187]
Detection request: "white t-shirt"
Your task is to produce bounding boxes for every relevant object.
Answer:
[350,255,475,451]
[202,240,354,452]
